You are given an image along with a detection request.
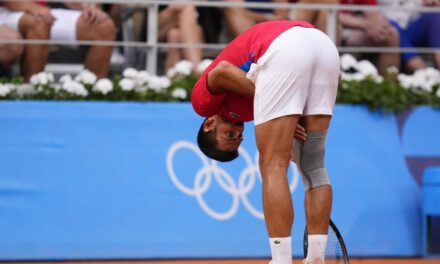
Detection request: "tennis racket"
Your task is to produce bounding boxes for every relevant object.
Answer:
[303,219,349,264]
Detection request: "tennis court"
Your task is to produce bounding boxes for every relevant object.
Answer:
[2,259,439,264]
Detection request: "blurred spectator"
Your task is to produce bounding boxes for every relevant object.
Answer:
[289,0,340,33]
[158,4,204,72]
[338,0,400,75]
[0,2,50,81]
[118,3,204,73]
[379,0,440,72]
[0,1,115,81]
[222,0,289,38]
[0,23,23,76]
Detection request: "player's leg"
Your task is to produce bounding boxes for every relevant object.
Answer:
[295,27,339,264]
[255,115,300,264]
[296,115,332,264]
[252,26,315,264]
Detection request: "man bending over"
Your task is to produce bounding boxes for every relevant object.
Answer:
[192,20,340,264]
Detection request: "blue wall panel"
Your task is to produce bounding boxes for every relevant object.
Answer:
[0,102,438,260]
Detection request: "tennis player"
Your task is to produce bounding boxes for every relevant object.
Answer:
[192,20,340,264]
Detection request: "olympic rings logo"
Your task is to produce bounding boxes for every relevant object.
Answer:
[166,141,300,221]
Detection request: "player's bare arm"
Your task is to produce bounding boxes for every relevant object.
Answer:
[207,60,255,97]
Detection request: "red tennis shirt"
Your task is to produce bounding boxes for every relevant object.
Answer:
[191,20,314,123]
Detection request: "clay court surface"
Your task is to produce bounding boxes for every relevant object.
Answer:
[2,259,439,264]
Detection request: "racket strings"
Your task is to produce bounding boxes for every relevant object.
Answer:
[324,226,344,264]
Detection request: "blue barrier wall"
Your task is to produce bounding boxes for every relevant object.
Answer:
[0,102,438,260]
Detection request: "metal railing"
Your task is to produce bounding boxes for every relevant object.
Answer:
[1,0,440,74]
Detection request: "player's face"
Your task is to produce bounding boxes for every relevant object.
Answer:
[215,116,244,152]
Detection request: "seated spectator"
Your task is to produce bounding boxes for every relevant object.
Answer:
[222,0,289,38]
[0,23,23,76]
[289,0,340,33]
[158,4,204,72]
[379,0,440,72]
[116,3,204,73]
[0,1,116,81]
[338,0,401,75]
[0,3,50,81]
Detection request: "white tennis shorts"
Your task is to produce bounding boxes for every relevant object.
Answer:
[0,8,81,41]
[248,27,340,126]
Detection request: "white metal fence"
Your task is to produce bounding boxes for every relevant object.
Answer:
[1,0,439,74]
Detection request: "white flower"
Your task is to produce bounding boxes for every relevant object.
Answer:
[340,72,351,81]
[52,83,62,91]
[174,60,193,76]
[171,87,187,99]
[386,66,399,74]
[75,69,97,85]
[134,86,147,93]
[62,80,88,97]
[424,67,440,82]
[94,78,113,94]
[119,78,135,91]
[397,74,415,90]
[340,54,358,71]
[373,75,384,84]
[352,72,366,81]
[436,88,440,98]
[357,60,379,77]
[341,72,365,81]
[30,72,51,86]
[47,73,54,83]
[420,81,434,93]
[411,69,438,92]
[135,70,150,86]
[0,83,14,97]
[59,74,72,84]
[414,67,440,92]
[123,68,138,79]
[166,68,177,79]
[148,76,171,91]
[158,76,171,88]
[16,83,34,95]
[197,59,213,74]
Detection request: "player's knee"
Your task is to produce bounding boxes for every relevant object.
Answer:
[294,130,331,191]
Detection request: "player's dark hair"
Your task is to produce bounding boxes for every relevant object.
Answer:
[197,119,239,162]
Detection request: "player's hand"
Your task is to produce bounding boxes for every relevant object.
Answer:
[27,5,55,25]
[81,6,109,25]
[294,124,307,142]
